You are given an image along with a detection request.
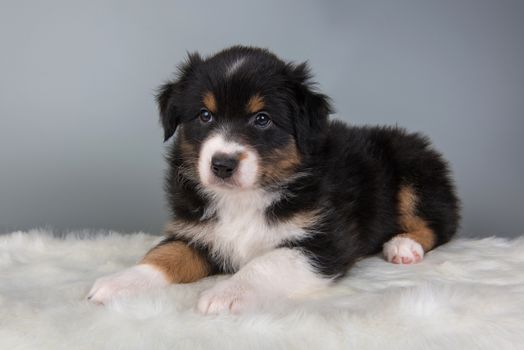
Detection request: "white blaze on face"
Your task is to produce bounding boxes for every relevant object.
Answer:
[198,133,259,189]
[225,57,246,77]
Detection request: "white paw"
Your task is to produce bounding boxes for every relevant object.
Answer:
[383,236,424,264]
[87,264,169,305]
[197,279,258,315]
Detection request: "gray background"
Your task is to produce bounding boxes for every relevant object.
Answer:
[1,0,523,237]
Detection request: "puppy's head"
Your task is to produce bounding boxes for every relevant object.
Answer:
[157,46,332,191]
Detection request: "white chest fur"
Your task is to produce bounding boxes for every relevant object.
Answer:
[201,189,308,271]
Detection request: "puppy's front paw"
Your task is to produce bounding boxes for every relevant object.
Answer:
[383,236,424,264]
[87,264,169,305]
[197,279,258,315]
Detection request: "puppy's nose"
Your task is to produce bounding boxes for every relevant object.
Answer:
[211,154,238,179]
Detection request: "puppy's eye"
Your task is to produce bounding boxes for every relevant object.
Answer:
[253,112,271,128]
[199,108,213,123]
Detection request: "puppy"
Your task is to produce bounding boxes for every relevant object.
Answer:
[88,46,460,314]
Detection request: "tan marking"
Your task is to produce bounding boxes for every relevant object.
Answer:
[174,129,200,179]
[397,185,435,251]
[178,129,196,157]
[141,241,210,283]
[202,91,217,113]
[288,209,323,229]
[246,94,265,113]
[260,140,301,185]
[398,185,418,216]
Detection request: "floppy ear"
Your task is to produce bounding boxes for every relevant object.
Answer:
[156,52,202,142]
[156,81,180,142]
[287,62,333,155]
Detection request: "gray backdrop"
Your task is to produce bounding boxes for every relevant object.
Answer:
[1,0,523,237]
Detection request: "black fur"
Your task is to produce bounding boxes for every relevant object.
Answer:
[157,46,460,279]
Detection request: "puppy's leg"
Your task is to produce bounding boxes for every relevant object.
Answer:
[197,248,330,315]
[383,185,436,264]
[88,240,211,305]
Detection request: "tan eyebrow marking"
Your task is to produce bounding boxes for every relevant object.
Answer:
[202,91,217,113]
[246,94,265,113]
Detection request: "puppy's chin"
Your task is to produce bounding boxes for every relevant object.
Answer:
[200,174,256,191]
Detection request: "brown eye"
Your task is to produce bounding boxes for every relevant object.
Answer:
[254,112,271,128]
[199,108,213,123]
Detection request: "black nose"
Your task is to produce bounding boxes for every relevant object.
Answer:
[211,154,238,179]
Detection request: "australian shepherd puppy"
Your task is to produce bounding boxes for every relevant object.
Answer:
[88,46,460,314]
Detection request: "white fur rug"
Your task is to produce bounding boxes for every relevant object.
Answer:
[1,230,524,349]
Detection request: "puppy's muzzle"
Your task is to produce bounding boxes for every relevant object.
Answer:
[211,153,239,179]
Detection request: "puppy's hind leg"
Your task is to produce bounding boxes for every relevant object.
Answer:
[383,185,436,264]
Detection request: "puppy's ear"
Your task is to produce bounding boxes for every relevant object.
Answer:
[156,81,180,142]
[287,62,333,154]
[156,53,202,142]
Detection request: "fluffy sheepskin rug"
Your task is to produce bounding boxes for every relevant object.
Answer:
[1,230,524,350]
